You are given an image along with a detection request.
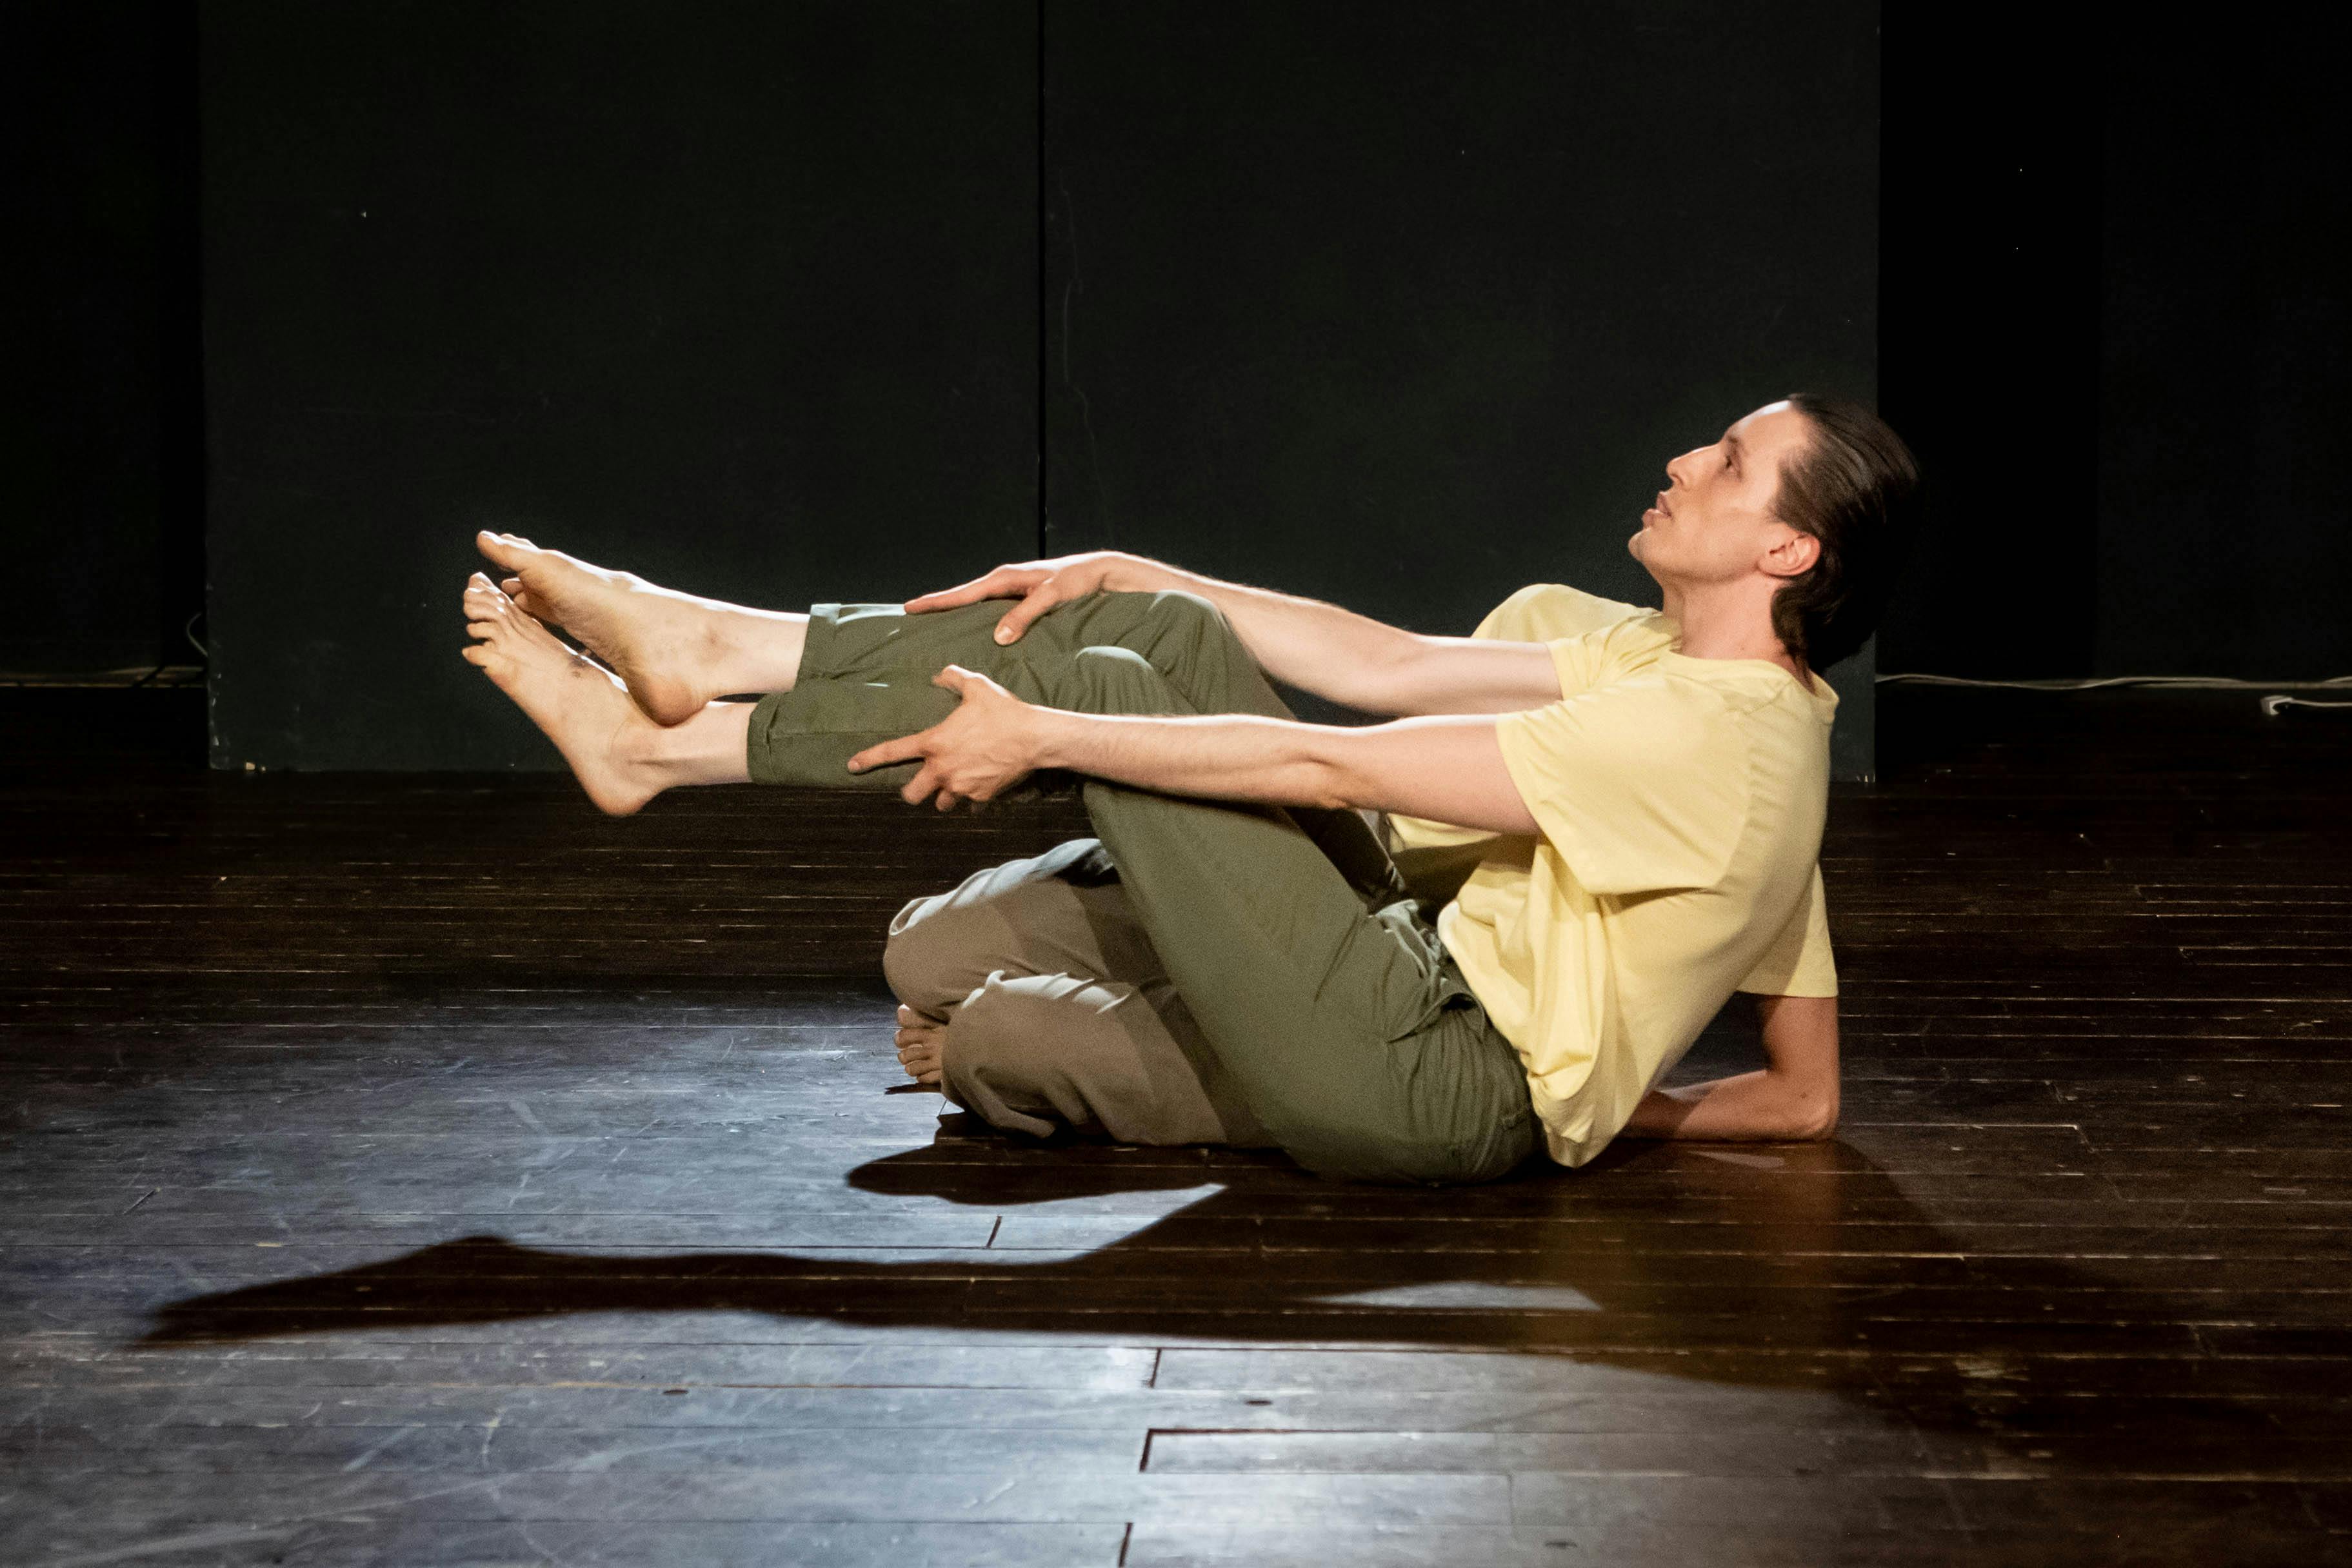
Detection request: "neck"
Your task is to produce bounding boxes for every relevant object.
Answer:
[1657,578,1811,686]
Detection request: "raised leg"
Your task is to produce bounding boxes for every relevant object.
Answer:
[748,590,1408,908]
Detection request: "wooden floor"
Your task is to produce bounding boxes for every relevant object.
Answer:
[4,683,2349,1566]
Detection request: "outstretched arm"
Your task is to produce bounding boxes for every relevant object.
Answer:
[1617,993,1840,1142]
[846,664,1540,835]
[904,551,1562,718]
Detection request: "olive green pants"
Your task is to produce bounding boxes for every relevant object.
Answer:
[745,590,1541,1184]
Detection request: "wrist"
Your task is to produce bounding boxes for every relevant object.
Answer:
[1108,553,1185,595]
[1028,706,1084,772]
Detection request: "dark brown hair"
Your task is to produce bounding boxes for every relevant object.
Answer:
[1766,392,1921,671]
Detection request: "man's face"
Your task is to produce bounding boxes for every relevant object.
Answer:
[1628,401,1815,590]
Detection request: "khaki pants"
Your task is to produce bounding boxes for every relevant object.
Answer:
[883,837,1275,1147]
[746,590,1540,1184]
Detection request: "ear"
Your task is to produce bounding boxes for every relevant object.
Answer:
[1760,525,1820,581]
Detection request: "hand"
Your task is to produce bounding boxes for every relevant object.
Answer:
[845,665,1048,810]
[902,551,1161,645]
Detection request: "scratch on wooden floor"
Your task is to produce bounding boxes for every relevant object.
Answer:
[340,1423,419,1473]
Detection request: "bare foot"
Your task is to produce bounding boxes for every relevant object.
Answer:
[474,531,738,726]
[895,1004,946,1087]
[461,572,663,815]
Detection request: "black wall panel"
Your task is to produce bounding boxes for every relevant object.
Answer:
[3,1,201,675]
[1875,10,2350,684]
[2092,25,2351,679]
[1040,1,1883,778]
[1875,4,2102,681]
[201,0,1039,770]
[201,1,1884,775]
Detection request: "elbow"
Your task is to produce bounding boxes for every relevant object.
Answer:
[1792,1091,1839,1142]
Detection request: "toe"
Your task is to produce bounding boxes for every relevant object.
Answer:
[476,532,532,571]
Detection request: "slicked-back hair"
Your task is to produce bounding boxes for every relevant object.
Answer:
[1766,393,1921,671]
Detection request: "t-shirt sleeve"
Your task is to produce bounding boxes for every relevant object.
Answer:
[1736,862,1839,997]
[1389,584,1655,853]
[1493,679,1749,897]
[1471,582,1652,644]
[1544,614,1678,697]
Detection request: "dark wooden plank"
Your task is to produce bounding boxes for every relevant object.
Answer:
[7,682,2352,1562]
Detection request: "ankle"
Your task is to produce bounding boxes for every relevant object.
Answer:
[606,710,671,780]
[714,606,807,695]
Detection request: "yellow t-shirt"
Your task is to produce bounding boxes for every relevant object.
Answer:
[1390,584,1839,1167]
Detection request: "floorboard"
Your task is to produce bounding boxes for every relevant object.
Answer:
[3,683,2349,1565]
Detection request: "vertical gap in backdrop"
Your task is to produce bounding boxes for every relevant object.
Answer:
[167,0,207,678]
[1035,0,1048,557]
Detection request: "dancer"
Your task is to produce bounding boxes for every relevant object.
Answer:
[461,394,1917,1183]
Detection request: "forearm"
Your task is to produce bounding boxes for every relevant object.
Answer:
[1030,707,1540,835]
[1119,559,1424,714]
[1619,1069,1839,1142]
[1033,706,1351,811]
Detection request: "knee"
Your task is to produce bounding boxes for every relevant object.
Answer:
[884,846,1105,1014]
[882,900,990,1018]
[1133,589,1245,661]
[944,979,1061,1061]
[1064,644,1187,715]
[1143,588,1229,635]
[939,978,1113,1128]
[1103,588,1286,720]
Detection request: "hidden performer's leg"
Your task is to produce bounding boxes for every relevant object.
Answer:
[738,588,1293,791]
[744,590,1408,907]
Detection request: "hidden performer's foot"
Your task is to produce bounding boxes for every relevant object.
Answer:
[474,531,727,726]
[895,1005,946,1087]
[461,572,663,816]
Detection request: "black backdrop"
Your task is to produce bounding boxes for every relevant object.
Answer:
[12,5,2347,769]
[1039,1,1879,776]
[199,0,1040,772]
[2,1,201,673]
[194,0,1884,777]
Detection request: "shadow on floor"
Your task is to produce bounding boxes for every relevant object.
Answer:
[134,1130,2096,1396]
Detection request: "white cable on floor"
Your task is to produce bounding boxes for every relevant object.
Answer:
[1876,670,2352,717]
[1878,672,2352,690]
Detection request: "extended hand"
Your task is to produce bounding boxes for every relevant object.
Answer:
[902,550,1157,645]
[846,666,1048,810]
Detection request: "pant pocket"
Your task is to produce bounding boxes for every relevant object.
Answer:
[1368,902,1475,1042]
